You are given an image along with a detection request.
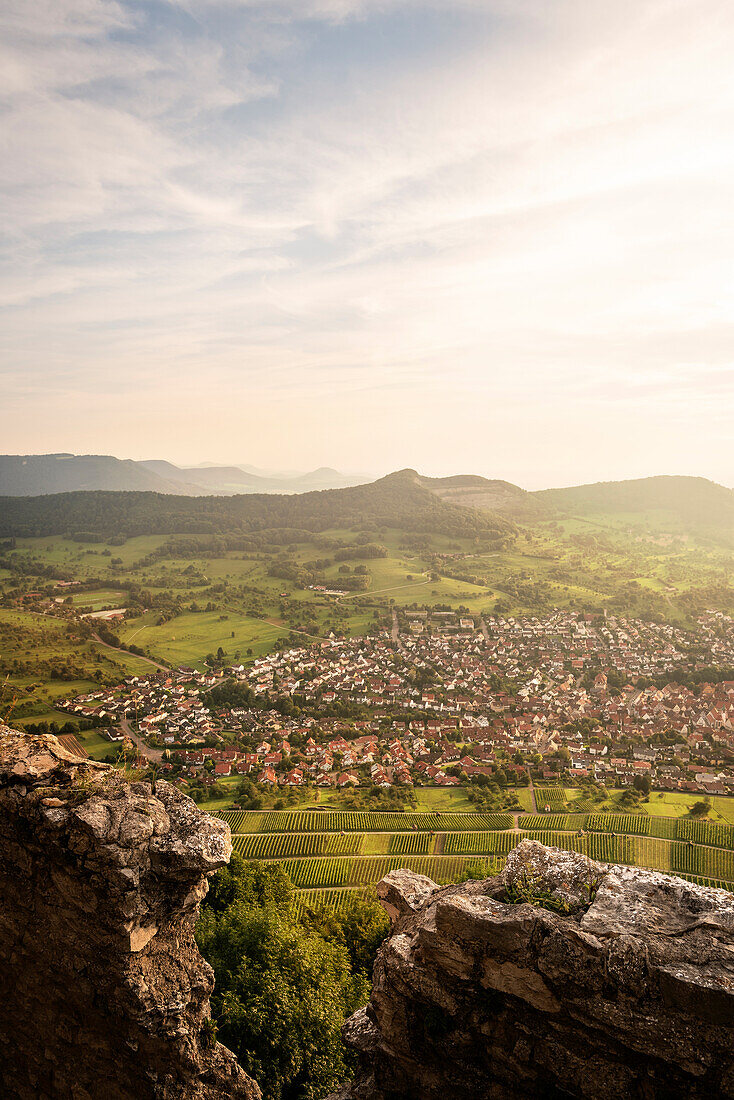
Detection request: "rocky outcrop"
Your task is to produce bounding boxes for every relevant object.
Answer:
[0,727,260,1100]
[331,839,734,1100]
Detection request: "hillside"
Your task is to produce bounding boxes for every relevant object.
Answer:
[0,469,516,542]
[535,476,734,542]
[418,474,547,518]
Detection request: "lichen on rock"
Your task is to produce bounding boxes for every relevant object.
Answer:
[329,838,734,1100]
[0,726,260,1100]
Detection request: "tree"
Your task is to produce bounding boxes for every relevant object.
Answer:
[690,798,711,817]
[196,857,370,1100]
[632,774,652,795]
[300,894,388,976]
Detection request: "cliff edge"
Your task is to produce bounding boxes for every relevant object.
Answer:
[0,726,260,1100]
[330,839,734,1100]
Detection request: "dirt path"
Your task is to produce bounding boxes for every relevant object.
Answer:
[92,632,169,674]
[338,577,432,601]
[263,619,322,642]
[527,774,538,813]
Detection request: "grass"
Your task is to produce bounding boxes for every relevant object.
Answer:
[199,775,244,812]
[197,785,528,815]
[0,607,154,719]
[118,610,292,666]
[67,589,127,610]
[644,791,734,822]
[412,788,475,812]
[77,729,118,761]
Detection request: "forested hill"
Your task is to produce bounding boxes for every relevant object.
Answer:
[534,476,734,542]
[0,469,516,542]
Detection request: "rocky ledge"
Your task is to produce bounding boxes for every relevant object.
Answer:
[0,727,259,1100]
[329,839,734,1100]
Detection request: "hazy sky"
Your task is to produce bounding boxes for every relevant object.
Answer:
[2,0,733,488]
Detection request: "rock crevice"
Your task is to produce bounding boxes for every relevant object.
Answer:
[332,839,734,1099]
[0,727,259,1100]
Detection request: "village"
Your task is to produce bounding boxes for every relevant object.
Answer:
[54,608,734,801]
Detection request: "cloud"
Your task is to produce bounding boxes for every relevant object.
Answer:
[0,0,733,483]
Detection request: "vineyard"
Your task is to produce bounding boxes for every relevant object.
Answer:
[276,854,502,889]
[519,814,585,831]
[586,813,652,836]
[387,832,432,855]
[220,810,513,833]
[676,820,734,849]
[293,888,371,918]
[672,843,734,880]
[534,786,567,812]
[218,805,734,910]
[443,831,518,855]
[232,832,364,859]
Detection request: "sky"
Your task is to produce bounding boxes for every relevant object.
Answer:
[1,0,733,489]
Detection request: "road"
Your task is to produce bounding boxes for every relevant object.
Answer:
[391,608,403,649]
[479,616,490,644]
[120,718,163,763]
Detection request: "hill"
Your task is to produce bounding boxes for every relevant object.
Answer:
[139,460,368,495]
[0,453,369,497]
[0,469,517,542]
[0,454,204,497]
[535,476,734,543]
[418,474,547,518]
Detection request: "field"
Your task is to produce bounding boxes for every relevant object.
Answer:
[217,801,734,909]
[0,606,156,724]
[67,589,127,611]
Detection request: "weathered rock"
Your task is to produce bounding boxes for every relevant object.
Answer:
[328,839,734,1100]
[0,726,260,1100]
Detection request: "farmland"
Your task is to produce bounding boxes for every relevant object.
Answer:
[218,810,514,833]
[217,806,734,906]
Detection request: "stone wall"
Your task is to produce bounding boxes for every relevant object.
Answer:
[0,726,259,1100]
[330,839,734,1100]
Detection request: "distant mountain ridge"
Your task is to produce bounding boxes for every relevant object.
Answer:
[0,454,369,497]
[0,454,204,497]
[1,458,731,544]
[0,468,517,541]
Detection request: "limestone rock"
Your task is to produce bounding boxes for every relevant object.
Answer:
[329,838,734,1099]
[0,726,260,1100]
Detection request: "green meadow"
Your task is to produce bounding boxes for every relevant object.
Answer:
[2,505,732,678]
